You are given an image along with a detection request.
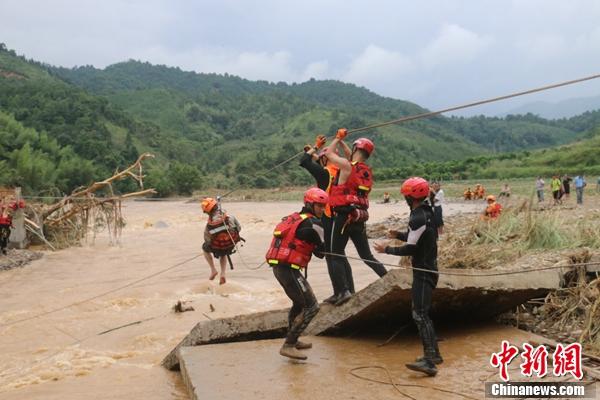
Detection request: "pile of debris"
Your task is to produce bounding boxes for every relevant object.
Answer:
[0,249,42,272]
[501,257,600,357]
[368,200,600,270]
[25,153,156,249]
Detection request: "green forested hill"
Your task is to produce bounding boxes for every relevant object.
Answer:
[390,126,600,181]
[1,43,599,195]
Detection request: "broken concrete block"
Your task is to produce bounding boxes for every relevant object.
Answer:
[163,267,562,370]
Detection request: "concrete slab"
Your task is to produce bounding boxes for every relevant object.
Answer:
[162,309,289,370]
[163,268,562,370]
[177,324,583,400]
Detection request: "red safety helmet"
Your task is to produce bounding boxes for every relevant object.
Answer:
[303,187,329,205]
[353,138,374,156]
[201,197,218,213]
[400,177,430,199]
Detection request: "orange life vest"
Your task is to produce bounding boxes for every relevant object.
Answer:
[485,203,502,219]
[329,161,373,210]
[324,164,339,218]
[265,213,315,270]
[207,213,240,251]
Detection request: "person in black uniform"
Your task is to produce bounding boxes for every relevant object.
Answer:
[325,129,387,306]
[374,177,442,377]
[300,135,356,302]
[266,188,328,360]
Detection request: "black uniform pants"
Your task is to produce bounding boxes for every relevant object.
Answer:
[273,264,319,345]
[329,212,387,294]
[412,271,440,358]
[0,225,10,251]
[322,215,355,295]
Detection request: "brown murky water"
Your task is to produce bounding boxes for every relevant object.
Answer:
[0,200,481,399]
[182,325,545,400]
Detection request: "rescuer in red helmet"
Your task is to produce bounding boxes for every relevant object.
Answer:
[300,134,356,302]
[323,129,387,306]
[374,177,442,377]
[266,187,327,360]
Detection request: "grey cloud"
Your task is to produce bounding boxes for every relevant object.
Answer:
[2,0,600,115]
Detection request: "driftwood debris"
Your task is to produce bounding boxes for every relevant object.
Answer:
[28,153,156,248]
[173,300,195,313]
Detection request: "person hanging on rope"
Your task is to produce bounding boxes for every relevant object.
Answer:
[200,197,242,285]
[374,177,441,377]
[324,128,387,306]
[266,188,327,360]
[300,134,356,303]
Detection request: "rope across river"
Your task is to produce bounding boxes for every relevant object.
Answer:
[221,72,600,199]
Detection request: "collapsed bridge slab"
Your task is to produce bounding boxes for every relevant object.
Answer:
[163,267,562,370]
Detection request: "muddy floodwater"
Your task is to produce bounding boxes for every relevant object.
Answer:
[1,200,484,399]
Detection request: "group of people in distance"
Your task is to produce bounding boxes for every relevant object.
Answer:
[537,174,588,205]
[200,129,443,377]
[463,183,486,200]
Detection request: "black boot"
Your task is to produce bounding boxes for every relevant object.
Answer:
[405,358,437,377]
[323,294,338,304]
[416,340,443,364]
[416,354,443,365]
[334,290,352,306]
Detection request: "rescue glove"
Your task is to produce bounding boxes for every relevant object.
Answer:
[336,128,348,140]
[314,134,327,149]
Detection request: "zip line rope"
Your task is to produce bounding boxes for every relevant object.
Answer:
[0,253,202,328]
[323,251,600,277]
[219,72,600,199]
[188,249,600,277]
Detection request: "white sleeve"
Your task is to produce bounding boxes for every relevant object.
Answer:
[436,190,445,205]
[406,225,426,245]
[313,224,325,243]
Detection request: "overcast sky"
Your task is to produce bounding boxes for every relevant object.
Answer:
[2,0,600,115]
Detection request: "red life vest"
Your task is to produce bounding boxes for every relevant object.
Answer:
[207,213,240,251]
[0,206,12,226]
[329,161,373,210]
[265,213,315,270]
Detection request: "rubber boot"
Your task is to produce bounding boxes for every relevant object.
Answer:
[416,354,443,365]
[416,340,443,364]
[280,343,307,360]
[405,358,437,377]
[295,340,312,350]
[334,290,352,306]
